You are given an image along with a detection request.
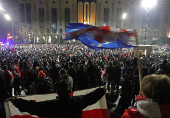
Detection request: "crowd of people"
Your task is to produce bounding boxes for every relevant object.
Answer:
[0,43,170,118]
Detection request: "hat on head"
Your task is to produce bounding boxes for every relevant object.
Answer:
[38,70,46,78]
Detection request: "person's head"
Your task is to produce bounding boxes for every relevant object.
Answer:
[163,60,167,65]
[54,79,71,97]
[68,62,73,67]
[80,64,85,70]
[124,71,131,77]
[108,61,112,67]
[88,60,92,65]
[141,74,170,103]
[116,62,120,66]
[23,62,27,67]
[104,65,107,69]
[44,62,48,66]
[3,65,8,70]
[125,61,130,66]
[14,60,19,65]
[51,61,56,67]
[38,70,46,80]
[59,68,67,78]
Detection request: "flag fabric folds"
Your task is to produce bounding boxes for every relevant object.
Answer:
[63,23,137,50]
[4,88,108,118]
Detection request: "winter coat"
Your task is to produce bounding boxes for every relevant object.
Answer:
[121,95,170,118]
[12,88,105,118]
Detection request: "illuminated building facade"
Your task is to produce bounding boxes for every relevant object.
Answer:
[17,0,170,43]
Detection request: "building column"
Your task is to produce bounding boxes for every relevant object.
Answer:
[44,5,47,34]
[61,7,65,33]
[36,3,39,33]
[167,22,170,38]
[24,3,27,24]
[90,2,96,26]
[49,7,52,34]
[78,2,83,23]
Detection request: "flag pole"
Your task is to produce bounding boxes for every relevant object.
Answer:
[135,30,142,90]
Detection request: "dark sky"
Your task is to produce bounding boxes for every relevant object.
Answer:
[0,0,19,21]
[0,0,19,37]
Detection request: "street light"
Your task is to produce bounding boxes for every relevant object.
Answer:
[122,13,127,19]
[4,14,10,20]
[119,13,127,28]
[0,4,4,11]
[142,0,157,44]
[142,0,157,9]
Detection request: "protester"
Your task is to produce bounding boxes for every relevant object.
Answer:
[121,74,170,118]
[59,68,73,91]
[67,62,77,90]
[8,79,106,118]
[1,65,14,97]
[30,70,50,94]
[0,43,170,118]
[49,61,60,84]
[121,71,133,113]
[87,60,97,87]
[77,64,89,90]
[106,61,115,92]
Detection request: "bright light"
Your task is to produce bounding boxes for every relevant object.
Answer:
[8,33,10,36]
[6,43,9,45]
[122,13,127,19]
[4,14,10,20]
[0,5,4,11]
[142,0,157,8]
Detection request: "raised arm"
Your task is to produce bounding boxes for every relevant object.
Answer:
[82,87,106,109]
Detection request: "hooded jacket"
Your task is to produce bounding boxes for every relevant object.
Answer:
[121,95,170,118]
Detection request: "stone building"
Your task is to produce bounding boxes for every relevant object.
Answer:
[17,0,170,43]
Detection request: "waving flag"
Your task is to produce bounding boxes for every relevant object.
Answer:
[4,88,108,118]
[63,23,137,50]
[105,54,109,60]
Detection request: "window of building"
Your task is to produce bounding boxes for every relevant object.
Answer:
[60,28,62,33]
[131,1,134,4]
[105,1,108,4]
[66,1,68,4]
[165,15,168,22]
[104,8,109,26]
[118,1,121,4]
[40,1,42,4]
[53,1,55,4]
[52,8,57,33]
[65,8,70,28]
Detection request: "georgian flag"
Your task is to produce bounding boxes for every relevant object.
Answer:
[62,23,137,50]
[4,88,108,118]
[101,70,108,82]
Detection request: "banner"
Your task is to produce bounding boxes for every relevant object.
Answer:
[4,88,108,118]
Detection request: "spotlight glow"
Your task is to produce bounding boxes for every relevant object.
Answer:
[4,14,11,20]
[0,5,4,11]
[142,0,157,8]
[122,13,127,19]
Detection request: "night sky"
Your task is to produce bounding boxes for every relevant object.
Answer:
[0,0,19,38]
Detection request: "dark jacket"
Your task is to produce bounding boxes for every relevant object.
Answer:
[13,88,105,118]
[114,66,121,82]
[106,66,115,80]
[87,64,97,79]
[49,66,59,83]
[67,67,76,81]
[77,69,89,90]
